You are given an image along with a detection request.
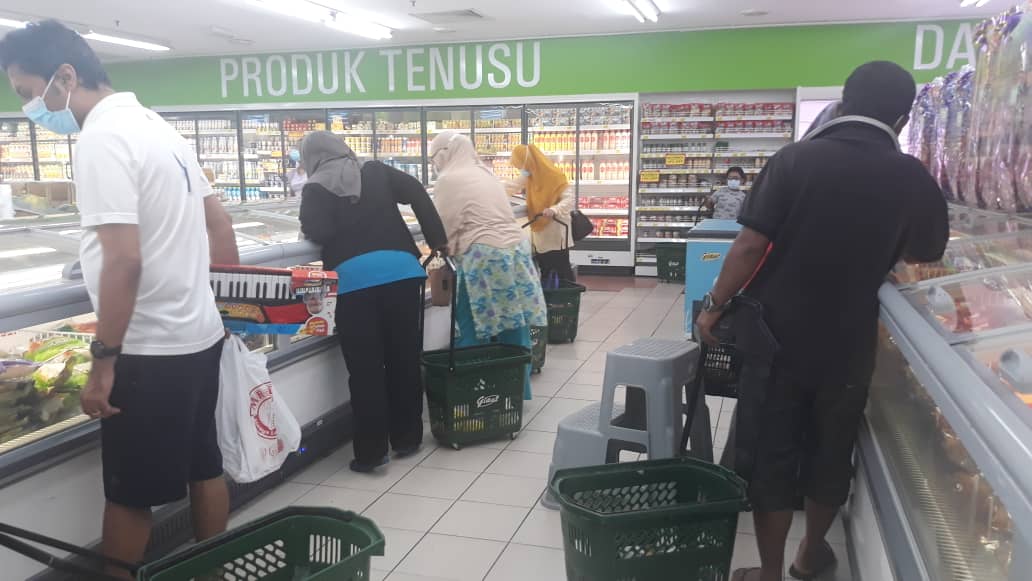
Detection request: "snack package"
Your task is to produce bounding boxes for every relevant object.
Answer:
[981,9,1026,212]
[909,85,935,169]
[944,67,975,202]
[961,19,998,208]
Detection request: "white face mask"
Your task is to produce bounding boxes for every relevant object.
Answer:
[727,179,742,190]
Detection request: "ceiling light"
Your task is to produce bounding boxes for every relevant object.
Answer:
[741,9,769,17]
[250,0,393,40]
[82,31,170,52]
[621,0,660,23]
[960,0,991,6]
[0,18,27,29]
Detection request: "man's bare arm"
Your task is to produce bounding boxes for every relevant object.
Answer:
[710,226,770,306]
[204,196,240,265]
[94,224,143,349]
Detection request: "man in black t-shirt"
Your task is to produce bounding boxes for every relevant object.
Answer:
[697,62,948,581]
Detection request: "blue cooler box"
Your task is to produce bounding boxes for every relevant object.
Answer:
[684,219,742,337]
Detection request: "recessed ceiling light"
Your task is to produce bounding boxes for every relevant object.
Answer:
[82,31,171,52]
[960,0,991,6]
[741,9,769,17]
[0,18,27,29]
[432,26,457,33]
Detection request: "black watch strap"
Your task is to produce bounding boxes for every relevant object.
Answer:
[90,340,122,360]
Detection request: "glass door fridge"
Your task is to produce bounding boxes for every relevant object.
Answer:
[195,112,241,203]
[328,109,374,163]
[161,113,199,158]
[273,110,327,199]
[473,105,523,183]
[0,119,34,182]
[425,106,472,185]
[32,126,72,182]
[375,109,424,183]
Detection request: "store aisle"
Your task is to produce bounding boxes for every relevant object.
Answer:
[233,282,852,581]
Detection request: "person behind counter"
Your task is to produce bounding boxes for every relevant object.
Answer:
[705,166,748,220]
[696,61,948,581]
[0,20,240,578]
[509,144,576,282]
[298,131,447,474]
[286,148,307,197]
[430,132,547,400]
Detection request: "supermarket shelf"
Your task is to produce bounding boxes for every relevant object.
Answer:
[540,150,577,156]
[641,168,714,175]
[0,160,35,164]
[428,128,471,134]
[580,180,630,186]
[715,114,794,121]
[199,130,240,136]
[584,235,628,241]
[638,206,703,212]
[377,130,422,135]
[640,152,713,159]
[638,187,711,194]
[639,221,698,228]
[713,167,762,175]
[714,151,778,158]
[259,186,284,192]
[579,208,629,216]
[642,116,714,123]
[636,256,658,264]
[639,237,691,243]
[473,127,521,133]
[333,129,374,135]
[641,134,715,141]
[714,132,792,139]
[479,151,514,158]
[200,153,250,160]
[377,153,423,158]
[529,124,630,132]
[582,149,631,156]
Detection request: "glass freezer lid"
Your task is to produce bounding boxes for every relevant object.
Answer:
[960,333,1032,420]
[230,217,300,244]
[906,266,1032,340]
[948,207,1032,238]
[0,235,77,292]
[892,230,1032,285]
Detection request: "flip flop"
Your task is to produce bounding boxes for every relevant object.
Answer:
[789,540,837,580]
[731,568,762,581]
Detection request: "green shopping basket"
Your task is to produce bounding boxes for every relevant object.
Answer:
[421,256,531,450]
[655,243,687,283]
[0,507,385,580]
[552,457,749,581]
[530,325,548,373]
[543,281,586,344]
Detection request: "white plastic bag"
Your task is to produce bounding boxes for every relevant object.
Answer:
[216,335,301,483]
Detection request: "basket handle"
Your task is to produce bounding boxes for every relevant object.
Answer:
[442,256,459,372]
[0,523,138,580]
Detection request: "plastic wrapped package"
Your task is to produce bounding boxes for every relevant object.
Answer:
[927,77,948,188]
[1013,11,1032,211]
[961,19,999,208]
[981,10,1026,212]
[909,84,935,169]
[944,67,975,202]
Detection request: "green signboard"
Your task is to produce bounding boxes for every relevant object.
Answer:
[0,19,977,112]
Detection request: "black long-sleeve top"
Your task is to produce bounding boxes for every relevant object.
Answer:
[299,161,447,271]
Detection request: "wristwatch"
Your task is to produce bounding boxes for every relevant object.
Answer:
[90,340,122,360]
[701,292,728,313]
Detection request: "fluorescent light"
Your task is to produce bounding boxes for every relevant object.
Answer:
[621,0,660,23]
[250,0,393,39]
[0,246,57,259]
[960,0,991,6]
[0,18,26,29]
[82,31,170,52]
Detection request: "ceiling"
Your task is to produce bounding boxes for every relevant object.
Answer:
[0,0,1003,61]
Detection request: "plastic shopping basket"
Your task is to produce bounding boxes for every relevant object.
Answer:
[690,300,742,399]
[530,325,548,373]
[421,256,532,450]
[0,507,385,580]
[655,243,687,283]
[552,457,749,581]
[543,280,587,344]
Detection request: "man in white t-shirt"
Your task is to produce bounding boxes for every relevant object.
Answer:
[1,21,239,576]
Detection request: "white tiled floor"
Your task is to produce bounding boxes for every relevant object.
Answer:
[231,283,852,580]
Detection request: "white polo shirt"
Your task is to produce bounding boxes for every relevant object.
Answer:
[74,92,224,356]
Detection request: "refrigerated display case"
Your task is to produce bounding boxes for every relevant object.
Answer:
[193,112,241,202]
[853,214,1032,581]
[375,109,424,183]
[0,120,35,182]
[425,107,472,184]
[328,109,374,161]
[527,102,634,271]
[31,127,72,182]
[474,106,523,182]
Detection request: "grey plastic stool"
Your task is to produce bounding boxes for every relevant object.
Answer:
[541,338,700,509]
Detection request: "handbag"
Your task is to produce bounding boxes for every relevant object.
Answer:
[570,209,594,242]
[425,252,453,307]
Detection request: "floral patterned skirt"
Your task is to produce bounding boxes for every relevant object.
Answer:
[455,239,548,341]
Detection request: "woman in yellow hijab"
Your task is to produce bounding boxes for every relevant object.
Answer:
[510,144,576,281]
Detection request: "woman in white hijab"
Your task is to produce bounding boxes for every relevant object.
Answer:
[430,131,547,400]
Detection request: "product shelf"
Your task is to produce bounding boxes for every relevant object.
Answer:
[640,152,714,159]
[715,113,794,121]
[714,132,792,139]
[638,187,711,194]
[580,208,630,216]
[642,116,714,123]
[639,236,692,243]
[638,221,697,228]
[638,206,703,212]
[641,134,716,141]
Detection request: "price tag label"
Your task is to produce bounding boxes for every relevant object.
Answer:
[665,154,686,166]
[640,170,661,183]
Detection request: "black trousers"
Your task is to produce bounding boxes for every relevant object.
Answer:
[535,249,575,282]
[335,278,424,464]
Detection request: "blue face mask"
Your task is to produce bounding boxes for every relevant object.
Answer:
[289,149,300,162]
[22,73,80,135]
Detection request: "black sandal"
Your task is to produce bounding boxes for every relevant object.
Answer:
[731,568,762,581]
[788,540,837,580]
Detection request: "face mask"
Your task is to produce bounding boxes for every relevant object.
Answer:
[727,179,742,190]
[520,169,531,178]
[23,73,79,135]
[289,149,300,162]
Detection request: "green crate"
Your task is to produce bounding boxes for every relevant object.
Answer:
[530,325,548,373]
[552,458,749,581]
[655,243,687,283]
[543,281,587,344]
[137,507,384,580]
[422,344,531,449]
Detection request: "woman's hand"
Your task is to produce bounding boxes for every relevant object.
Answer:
[542,208,557,220]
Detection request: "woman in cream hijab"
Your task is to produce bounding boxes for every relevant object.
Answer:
[510,144,576,281]
[430,132,547,400]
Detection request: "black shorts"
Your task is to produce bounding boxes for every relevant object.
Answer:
[101,339,224,508]
[733,358,870,512]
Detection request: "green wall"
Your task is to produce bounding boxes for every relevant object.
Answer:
[0,19,977,111]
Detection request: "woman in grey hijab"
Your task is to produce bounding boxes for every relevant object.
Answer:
[299,130,448,474]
